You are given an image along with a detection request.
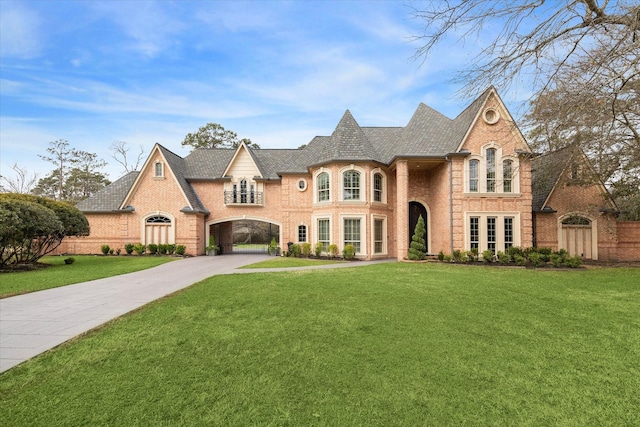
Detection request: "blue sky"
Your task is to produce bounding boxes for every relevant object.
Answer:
[1,0,530,181]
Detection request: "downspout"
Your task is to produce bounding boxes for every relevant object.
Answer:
[448,156,454,255]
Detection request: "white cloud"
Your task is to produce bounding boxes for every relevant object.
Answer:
[0,2,42,59]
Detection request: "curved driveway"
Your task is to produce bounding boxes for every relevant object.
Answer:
[0,255,393,373]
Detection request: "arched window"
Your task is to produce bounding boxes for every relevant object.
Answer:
[343,170,360,200]
[486,148,496,192]
[143,213,174,245]
[469,160,479,192]
[562,215,591,226]
[317,172,330,202]
[503,159,513,193]
[146,215,171,223]
[465,144,520,194]
[373,173,383,202]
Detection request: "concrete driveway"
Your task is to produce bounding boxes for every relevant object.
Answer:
[0,255,394,373]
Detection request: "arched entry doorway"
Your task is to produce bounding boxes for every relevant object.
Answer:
[409,201,428,253]
[209,219,280,254]
[560,214,595,259]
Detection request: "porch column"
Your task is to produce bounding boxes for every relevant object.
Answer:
[396,160,409,260]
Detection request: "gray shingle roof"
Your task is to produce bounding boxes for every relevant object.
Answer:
[531,147,573,211]
[157,145,207,213]
[76,171,139,212]
[77,89,498,212]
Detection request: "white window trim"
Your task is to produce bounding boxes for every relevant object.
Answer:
[464,143,520,195]
[313,168,332,205]
[339,213,367,256]
[297,178,308,192]
[338,164,366,204]
[370,168,387,205]
[297,223,308,243]
[464,212,521,253]
[371,214,387,256]
[557,213,598,260]
[313,214,332,249]
[153,161,165,179]
[140,211,175,245]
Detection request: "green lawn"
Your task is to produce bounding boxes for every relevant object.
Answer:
[0,255,177,298]
[1,263,639,425]
[240,257,344,268]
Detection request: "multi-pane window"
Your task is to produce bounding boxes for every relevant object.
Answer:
[318,172,330,202]
[343,171,360,200]
[469,160,479,192]
[468,214,518,252]
[240,179,248,203]
[298,225,307,243]
[503,160,513,193]
[374,219,384,253]
[318,219,330,250]
[487,217,496,254]
[470,217,479,251]
[486,148,496,192]
[504,217,513,250]
[154,162,163,177]
[373,173,383,202]
[344,218,361,253]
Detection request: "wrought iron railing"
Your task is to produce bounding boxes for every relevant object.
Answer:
[223,191,264,206]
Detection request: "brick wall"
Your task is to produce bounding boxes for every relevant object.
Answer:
[616,222,640,262]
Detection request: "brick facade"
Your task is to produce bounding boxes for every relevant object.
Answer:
[55,89,638,261]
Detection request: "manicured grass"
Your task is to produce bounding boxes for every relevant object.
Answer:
[1,263,639,425]
[240,257,344,268]
[0,255,177,298]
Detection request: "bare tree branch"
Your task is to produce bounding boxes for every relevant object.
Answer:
[0,164,39,194]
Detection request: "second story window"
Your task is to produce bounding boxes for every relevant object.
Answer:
[486,148,496,192]
[469,160,479,192]
[318,172,330,202]
[373,173,383,202]
[154,162,163,177]
[343,170,360,200]
[503,160,513,193]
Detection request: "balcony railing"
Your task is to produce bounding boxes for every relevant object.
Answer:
[224,190,264,206]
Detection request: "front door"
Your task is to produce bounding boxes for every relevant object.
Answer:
[409,202,428,253]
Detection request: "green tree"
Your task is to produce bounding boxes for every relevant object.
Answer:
[181,123,259,151]
[408,215,427,261]
[34,141,110,203]
[0,198,63,266]
[0,193,90,265]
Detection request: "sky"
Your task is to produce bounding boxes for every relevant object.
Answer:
[1,0,532,182]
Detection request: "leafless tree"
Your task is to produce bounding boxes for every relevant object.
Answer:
[410,0,640,98]
[109,141,146,173]
[0,164,39,194]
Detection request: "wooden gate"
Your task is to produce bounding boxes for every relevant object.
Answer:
[561,224,592,259]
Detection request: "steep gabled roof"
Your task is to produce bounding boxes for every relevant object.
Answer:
[157,144,207,213]
[531,146,617,213]
[451,87,493,149]
[76,171,139,212]
[395,103,459,159]
[531,147,573,211]
[311,110,381,166]
[78,87,528,212]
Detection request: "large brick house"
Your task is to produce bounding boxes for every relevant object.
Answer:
[63,87,638,261]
